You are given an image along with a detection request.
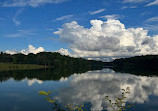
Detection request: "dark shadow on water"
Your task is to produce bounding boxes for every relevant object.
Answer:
[0,66,104,83]
[111,66,158,76]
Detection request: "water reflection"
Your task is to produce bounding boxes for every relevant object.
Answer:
[0,67,100,83]
[56,69,158,111]
[1,68,158,111]
[27,78,43,86]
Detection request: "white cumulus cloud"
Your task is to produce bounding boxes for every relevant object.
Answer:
[6,45,44,55]
[6,50,18,55]
[57,48,70,56]
[54,19,158,58]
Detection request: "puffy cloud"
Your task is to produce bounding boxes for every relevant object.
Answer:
[6,45,70,57]
[21,45,44,55]
[57,48,70,56]
[146,0,158,6]
[89,9,106,15]
[6,50,18,55]
[56,69,158,111]
[2,0,69,7]
[54,19,158,58]
[6,45,44,55]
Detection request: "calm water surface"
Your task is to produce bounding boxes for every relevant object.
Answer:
[0,68,158,111]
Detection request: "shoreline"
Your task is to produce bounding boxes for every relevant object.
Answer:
[0,63,49,71]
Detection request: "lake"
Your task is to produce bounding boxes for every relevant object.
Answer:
[0,68,158,111]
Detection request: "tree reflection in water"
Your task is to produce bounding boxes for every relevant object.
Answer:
[1,68,158,111]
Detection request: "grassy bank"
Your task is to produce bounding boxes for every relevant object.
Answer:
[0,63,48,71]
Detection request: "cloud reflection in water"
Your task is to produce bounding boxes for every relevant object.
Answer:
[57,69,158,111]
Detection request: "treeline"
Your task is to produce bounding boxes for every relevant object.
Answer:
[113,55,158,69]
[112,55,158,75]
[0,52,105,69]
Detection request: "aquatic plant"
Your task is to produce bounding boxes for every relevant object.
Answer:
[105,87,133,111]
[39,91,84,111]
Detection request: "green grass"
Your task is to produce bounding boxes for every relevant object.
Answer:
[0,63,48,71]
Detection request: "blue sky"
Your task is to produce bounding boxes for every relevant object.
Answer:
[0,0,158,60]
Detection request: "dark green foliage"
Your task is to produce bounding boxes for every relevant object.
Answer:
[0,52,105,69]
[0,66,103,83]
[0,63,46,71]
[113,55,158,70]
[112,55,158,76]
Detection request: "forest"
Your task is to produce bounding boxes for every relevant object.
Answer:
[112,55,158,75]
[1,51,158,76]
[0,52,105,69]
